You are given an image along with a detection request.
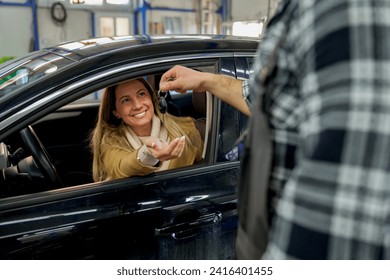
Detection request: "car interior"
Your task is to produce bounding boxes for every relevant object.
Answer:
[0,71,212,199]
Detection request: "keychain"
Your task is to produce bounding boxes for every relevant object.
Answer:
[157,89,168,114]
[157,77,174,114]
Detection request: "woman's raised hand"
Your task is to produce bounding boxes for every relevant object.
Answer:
[144,136,185,161]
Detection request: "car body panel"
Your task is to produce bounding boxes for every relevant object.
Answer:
[0,162,239,259]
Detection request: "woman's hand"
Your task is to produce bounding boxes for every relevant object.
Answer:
[144,136,185,161]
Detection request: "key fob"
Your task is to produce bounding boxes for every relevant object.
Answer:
[157,89,168,114]
[158,95,168,114]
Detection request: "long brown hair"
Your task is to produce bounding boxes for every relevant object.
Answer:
[90,78,189,181]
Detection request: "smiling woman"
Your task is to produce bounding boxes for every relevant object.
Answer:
[90,78,204,181]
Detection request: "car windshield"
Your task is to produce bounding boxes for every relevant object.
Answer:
[0,51,74,101]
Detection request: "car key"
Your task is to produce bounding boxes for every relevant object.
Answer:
[157,77,174,114]
[157,90,168,114]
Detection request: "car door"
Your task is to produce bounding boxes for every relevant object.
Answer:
[0,55,246,260]
[0,164,240,259]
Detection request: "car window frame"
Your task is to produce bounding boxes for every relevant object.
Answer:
[0,55,243,205]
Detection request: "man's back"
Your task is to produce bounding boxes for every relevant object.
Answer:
[251,0,390,259]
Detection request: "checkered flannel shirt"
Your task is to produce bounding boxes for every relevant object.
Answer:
[243,0,390,259]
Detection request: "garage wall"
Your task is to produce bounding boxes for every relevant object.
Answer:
[146,0,197,34]
[231,0,279,21]
[0,0,197,57]
[0,0,278,58]
[0,6,33,57]
[38,7,91,49]
[0,3,92,57]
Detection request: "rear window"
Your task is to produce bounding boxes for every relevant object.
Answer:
[0,51,73,100]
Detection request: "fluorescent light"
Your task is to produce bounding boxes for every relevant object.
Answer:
[232,21,264,37]
[106,0,129,4]
[71,0,103,5]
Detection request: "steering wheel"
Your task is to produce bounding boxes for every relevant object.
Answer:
[20,126,63,187]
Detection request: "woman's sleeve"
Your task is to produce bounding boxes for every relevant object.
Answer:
[101,144,158,180]
[186,118,204,162]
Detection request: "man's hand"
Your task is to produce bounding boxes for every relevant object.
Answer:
[159,65,208,93]
[160,65,250,116]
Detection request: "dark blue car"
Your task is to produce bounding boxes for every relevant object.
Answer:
[0,35,258,259]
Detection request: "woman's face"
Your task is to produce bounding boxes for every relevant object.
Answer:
[113,79,155,136]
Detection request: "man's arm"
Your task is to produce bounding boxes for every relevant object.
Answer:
[159,65,251,116]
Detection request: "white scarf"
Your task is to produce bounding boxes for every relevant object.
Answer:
[124,115,170,171]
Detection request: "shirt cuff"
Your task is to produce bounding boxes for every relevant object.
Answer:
[137,145,160,166]
[242,79,253,111]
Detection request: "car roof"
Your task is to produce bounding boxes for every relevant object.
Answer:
[45,35,260,62]
[1,34,259,102]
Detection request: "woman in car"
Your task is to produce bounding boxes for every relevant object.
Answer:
[90,78,203,181]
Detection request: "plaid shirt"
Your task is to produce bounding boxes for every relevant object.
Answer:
[243,0,390,259]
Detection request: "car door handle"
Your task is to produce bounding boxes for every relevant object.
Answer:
[17,225,74,243]
[155,211,222,239]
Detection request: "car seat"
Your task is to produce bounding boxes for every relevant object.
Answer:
[192,91,207,140]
